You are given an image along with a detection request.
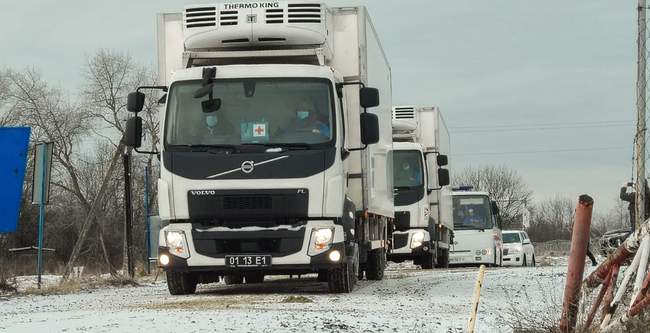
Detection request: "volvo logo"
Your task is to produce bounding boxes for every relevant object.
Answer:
[207,155,290,179]
[190,190,216,196]
[241,161,255,174]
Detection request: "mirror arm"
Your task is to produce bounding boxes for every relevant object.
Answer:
[337,81,371,152]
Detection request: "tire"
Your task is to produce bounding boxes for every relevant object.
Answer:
[166,271,197,295]
[435,248,449,269]
[421,253,435,270]
[365,249,386,280]
[532,255,536,267]
[357,269,365,281]
[328,262,356,293]
[244,272,264,284]
[224,274,244,285]
[522,255,527,267]
[317,270,329,282]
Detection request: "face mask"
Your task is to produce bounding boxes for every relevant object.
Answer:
[206,115,218,128]
[297,111,310,120]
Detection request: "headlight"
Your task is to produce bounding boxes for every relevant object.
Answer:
[165,231,190,259]
[411,231,426,249]
[309,228,334,255]
[511,245,522,254]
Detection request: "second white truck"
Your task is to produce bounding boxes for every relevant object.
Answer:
[388,106,453,269]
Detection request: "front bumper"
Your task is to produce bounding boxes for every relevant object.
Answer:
[388,229,432,261]
[448,252,494,265]
[159,242,346,275]
[501,254,523,266]
[158,221,348,275]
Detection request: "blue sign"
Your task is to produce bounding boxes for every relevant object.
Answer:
[0,127,31,233]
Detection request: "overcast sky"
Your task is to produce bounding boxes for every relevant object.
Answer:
[0,1,638,214]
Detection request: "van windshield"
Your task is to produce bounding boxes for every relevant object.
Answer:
[503,233,521,243]
[453,195,494,230]
[165,79,335,148]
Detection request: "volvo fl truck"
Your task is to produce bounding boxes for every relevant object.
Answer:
[388,106,452,269]
[124,1,394,294]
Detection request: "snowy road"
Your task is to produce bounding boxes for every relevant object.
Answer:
[0,263,568,332]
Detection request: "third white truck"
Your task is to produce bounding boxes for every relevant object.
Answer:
[388,106,452,269]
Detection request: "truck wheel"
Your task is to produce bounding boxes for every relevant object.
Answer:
[244,272,264,284]
[166,271,197,295]
[435,249,449,268]
[317,270,329,282]
[328,262,356,293]
[365,249,386,280]
[224,274,244,285]
[421,253,435,270]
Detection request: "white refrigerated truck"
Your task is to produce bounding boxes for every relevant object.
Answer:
[388,106,452,268]
[124,1,394,294]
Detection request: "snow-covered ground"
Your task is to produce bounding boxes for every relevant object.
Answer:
[0,261,574,333]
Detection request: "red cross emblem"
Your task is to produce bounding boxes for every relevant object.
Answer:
[255,126,264,135]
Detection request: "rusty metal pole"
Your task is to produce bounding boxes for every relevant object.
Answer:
[560,195,594,333]
[636,0,647,231]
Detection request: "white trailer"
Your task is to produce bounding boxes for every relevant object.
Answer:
[124,1,393,294]
[388,106,452,268]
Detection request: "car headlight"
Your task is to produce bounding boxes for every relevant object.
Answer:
[411,231,426,249]
[309,228,334,255]
[511,245,522,254]
[165,231,190,259]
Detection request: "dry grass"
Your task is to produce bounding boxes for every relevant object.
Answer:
[22,276,139,296]
[281,295,314,303]
[497,279,563,333]
[0,278,17,294]
[142,296,259,310]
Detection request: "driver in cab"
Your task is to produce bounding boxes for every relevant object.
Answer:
[462,208,484,228]
[289,100,330,139]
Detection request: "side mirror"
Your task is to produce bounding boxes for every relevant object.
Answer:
[360,113,379,145]
[523,240,531,245]
[437,154,449,166]
[360,87,380,108]
[127,92,145,113]
[491,201,500,215]
[124,117,143,148]
[437,168,450,186]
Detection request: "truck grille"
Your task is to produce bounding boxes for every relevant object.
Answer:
[192,226,305,258]
[220,10,239,26]
[223,196,272,210]
[266,8,284,24]
[394,211,411,232]
[184,7,217,29]
[287,3,322,23]
[393,233,409,249]
[393,106,416,120]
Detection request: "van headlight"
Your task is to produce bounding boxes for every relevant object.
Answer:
[411,231,426,249]
[165,231,190,259]
[309,228,334,255]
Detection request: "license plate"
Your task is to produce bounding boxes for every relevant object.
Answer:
[225,255,272,268]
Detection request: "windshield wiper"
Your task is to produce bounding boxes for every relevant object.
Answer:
[240,143,311,152]
[454,225,486,231]
[172,144,237,153]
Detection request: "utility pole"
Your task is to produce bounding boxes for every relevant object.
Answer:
[123,149,135,279]
[636,0,647,231]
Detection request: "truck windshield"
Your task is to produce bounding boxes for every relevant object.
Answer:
[393,150,424,188]
[165,79,335,148]
[502,233,521,244]
[453,195,494,230]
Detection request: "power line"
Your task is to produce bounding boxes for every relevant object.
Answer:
[454,146,627,157]
[449,120,633,130]
[451,123,633,134]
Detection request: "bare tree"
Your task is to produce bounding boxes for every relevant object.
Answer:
[453,165,533,228]
[4,68,115,273]
[527,196,575,242]
[0,70,20,126]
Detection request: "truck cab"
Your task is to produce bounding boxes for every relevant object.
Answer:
[388,106,453,269]
[449,190,503,266]
[124,1,394,294]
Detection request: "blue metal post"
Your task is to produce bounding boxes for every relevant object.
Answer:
[36,145,48,289]
[144,164,151,274]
